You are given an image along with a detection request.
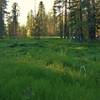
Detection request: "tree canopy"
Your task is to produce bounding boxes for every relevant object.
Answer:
[0,0,100,40]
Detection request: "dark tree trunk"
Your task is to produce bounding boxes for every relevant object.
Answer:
[0,5,5,37]
[64,0,69,39]
[79,0,84,41]
[87,0,96,40]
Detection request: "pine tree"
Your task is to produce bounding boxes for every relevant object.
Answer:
[26,10,34,37]
[19,25,27,37]
[96,0,100,37]
[7,15,13,36]
[46,13,56,36]
[12,2,19,36]
[69,0,84,41]
[35,1,47,38]
[64,0,69,39]
[0,0,7,37]
[52,0,98,40]
[53,1,57,35]
[87,0,96,40]
[53,0,64,38]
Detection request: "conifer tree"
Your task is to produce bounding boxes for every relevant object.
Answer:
[53,0,64,38]
[35,1,47,38]
[12,2,19,36]
[96,0,100,37]
[86,0,96,40]
[69,0,84,41]
[26,10,34,37]
[0,0,7,37]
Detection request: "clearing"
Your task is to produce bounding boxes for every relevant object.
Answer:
[0,38,100,100]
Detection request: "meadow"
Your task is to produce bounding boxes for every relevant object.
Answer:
[0,38,100,100]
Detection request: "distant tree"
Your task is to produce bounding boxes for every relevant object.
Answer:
[35,1,47,38]
[19,25,27,37]
[11,2,19,36]
[79,0,84,41]
[7,15,13,36]
[64,0,69,39]
[0,0,7,37]
[26,10,34,37]
[53,2,57,35]
[46,12,56,36]
[53,0,64,38]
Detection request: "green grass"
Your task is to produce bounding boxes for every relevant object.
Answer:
[0,38,100,100]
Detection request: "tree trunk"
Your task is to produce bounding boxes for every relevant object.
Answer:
[88,0,96,40]
[64,0,69,39]
[79,0,84,41]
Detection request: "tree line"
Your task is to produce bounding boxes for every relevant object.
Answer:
[53,0,100,41]
[0,0,100,41]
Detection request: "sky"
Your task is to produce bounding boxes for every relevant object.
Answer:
[7,0,54,25]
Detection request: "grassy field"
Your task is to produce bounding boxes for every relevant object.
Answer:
[0,38,100,100]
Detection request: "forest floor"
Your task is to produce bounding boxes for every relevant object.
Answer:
[0,38,100,100]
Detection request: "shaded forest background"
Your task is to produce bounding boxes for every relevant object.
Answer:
[0,0,100,41]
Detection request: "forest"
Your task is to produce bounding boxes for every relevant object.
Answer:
[0,0,100,40]
[0,0,100,100]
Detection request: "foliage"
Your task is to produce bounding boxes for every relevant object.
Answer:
[7,2,19,36]
[26,10,35,37]
[53,0,64,38]
[46,13,56,36]
[35,1,47,38]
[1,0,100,39]
[53,0,100,40]
[11,2,19,36]
[19,25,27,37]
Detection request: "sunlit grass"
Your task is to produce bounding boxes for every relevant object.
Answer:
[0,38,100,100]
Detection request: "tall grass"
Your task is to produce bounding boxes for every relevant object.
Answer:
[0,38,100,100]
